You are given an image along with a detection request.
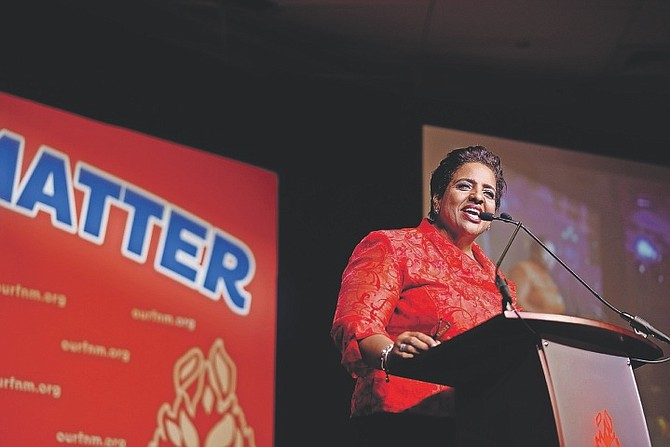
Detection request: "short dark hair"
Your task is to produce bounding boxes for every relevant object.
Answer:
[429,145,506,220]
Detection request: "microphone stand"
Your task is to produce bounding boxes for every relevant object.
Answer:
[492,215,521,312]
[482,212,670,346]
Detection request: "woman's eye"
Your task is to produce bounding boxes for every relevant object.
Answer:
[484,190,496,199]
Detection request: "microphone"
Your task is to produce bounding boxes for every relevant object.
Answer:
[485,212,670,345]
[480,211,514,223]
[481,211,521,312]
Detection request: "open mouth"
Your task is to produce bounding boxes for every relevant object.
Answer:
[462,207,483,221]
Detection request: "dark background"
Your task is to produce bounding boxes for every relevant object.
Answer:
[3,1,670,445]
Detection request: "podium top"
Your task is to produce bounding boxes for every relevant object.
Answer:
[390,311,664,387]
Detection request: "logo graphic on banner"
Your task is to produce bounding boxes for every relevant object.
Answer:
[150,338,256,447]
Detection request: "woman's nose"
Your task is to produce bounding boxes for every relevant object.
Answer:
[469,190,484,203]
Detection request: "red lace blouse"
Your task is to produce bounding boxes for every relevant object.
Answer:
[331,218,517,417]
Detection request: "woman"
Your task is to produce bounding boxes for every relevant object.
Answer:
[330,145,520,446]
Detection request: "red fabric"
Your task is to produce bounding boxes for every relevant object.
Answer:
[331,218,517,417]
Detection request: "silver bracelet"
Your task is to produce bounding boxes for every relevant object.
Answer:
[380,343,394,382]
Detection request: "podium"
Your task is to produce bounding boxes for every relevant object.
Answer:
[390,311,664,446]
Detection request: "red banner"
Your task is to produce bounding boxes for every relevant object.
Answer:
[0,92,277,446]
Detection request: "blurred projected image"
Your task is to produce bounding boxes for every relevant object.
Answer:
[491,169,605,321]
[423,125,670,446]
[622,191,670,315]
[620,187,670,445]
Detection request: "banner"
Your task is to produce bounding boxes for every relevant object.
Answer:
[0,92,277,446]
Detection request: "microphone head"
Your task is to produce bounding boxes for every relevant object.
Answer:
[479,212,495,221]
[480,211,516,223]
